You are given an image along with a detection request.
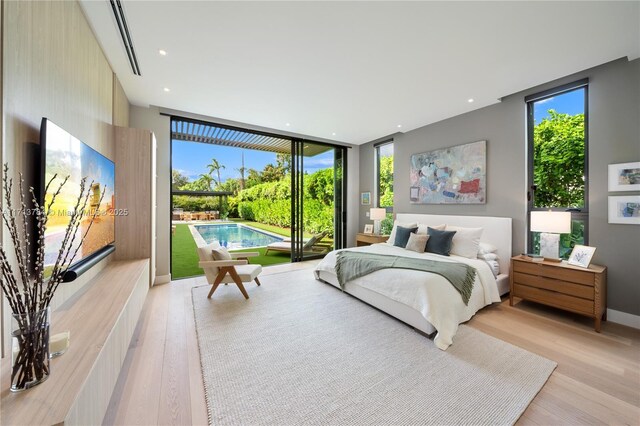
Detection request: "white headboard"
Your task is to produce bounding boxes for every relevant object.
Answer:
[396,213,513,274]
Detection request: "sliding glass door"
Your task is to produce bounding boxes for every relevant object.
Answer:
[291,141,346,262]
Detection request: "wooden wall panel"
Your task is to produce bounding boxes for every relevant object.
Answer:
[1,1,127,354]
[112,74,130,127]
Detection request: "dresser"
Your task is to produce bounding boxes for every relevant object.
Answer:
[509,255,607,331]
[356,233,389,246]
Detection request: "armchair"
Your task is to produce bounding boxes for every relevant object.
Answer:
[197,243,263,299]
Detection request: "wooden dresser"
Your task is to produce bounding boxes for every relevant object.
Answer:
[509,255,607,331]
[356,233,389,246]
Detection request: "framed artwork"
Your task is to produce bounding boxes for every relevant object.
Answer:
[608,195,640,224]
[567,245,596,268]
[409,140,486,204]
[361,192,371,205]
[608,162,640,191]
[363,224,374,234]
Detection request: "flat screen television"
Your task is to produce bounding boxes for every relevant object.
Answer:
[40,118,115,275]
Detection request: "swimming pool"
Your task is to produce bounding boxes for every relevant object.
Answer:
[194,223,284,249]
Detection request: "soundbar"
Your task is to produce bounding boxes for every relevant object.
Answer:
[62,245,115,282]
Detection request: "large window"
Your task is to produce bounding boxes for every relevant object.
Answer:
[526,80,588,258]
[376,141,394,211]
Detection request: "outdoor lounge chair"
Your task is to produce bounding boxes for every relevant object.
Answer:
[264,231,331,255]
[197,242,262,299]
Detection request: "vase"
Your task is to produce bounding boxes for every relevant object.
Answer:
[10,307,50,392]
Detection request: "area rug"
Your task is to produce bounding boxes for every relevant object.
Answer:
[192,268,556,425]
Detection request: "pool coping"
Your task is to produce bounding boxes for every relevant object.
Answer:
[188,222,286,250]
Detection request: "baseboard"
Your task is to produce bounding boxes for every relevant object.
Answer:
[607,309,640,329]
[154,274,171,285]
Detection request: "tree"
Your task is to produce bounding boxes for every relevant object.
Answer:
[172,170,190,190]
[207,159,225,188]
[246,168,262,188]
[379,155,394,207]
[533,110,585,208]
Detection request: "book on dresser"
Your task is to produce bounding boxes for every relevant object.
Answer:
[509,254,607,332]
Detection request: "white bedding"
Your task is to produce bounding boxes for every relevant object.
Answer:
[314,243,501,350]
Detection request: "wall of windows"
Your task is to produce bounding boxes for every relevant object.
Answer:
[526,80,588,258]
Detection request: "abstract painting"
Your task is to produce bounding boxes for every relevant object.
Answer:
[608,195,640,224]
[410,140,486,204]
[608,162,640,191]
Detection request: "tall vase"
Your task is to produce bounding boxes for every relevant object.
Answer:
[10,307,50,392]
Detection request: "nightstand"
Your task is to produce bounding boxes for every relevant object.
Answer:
[356,233,389,246]
[509,255,607,332]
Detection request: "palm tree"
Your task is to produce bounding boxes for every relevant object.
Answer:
[198,173,214,191]
[236,151,246,190]
[207,159,225,189]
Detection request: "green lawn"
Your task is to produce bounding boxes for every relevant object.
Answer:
[171,223,291,280]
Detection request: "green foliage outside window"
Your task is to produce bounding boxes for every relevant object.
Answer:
[379,152,394,207]
[533,110,585,208]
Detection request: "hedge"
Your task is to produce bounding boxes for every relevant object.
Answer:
[238,198,333,237]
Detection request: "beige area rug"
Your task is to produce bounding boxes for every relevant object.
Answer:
[192,269,556,425]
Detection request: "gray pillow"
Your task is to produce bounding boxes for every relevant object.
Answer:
[393,226,418,248]
[405,233,429,253]
[425,227,457,256]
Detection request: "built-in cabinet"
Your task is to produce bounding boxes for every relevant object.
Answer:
[114,127,157,285]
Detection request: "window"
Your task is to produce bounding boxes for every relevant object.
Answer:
[526,80,588,258]
[375,141,394,212]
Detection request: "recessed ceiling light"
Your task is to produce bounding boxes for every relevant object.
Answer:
[158,49,167,56]
[163,87,170,92]
[332,132,336,136]
[468,98,474,103]
[397,124,402,128]
[285,123,291,127]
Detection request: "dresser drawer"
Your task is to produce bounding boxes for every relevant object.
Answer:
[513,260,594,286]
[513,284,594,315]
[513,272,594,300]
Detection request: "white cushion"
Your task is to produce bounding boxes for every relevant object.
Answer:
[446,225,484,259]
[212,246,232,261]
[221,264,262,283]
[387,221,417,245]
[478,252,498,261]
[405,233,429,253]
[416,223,446,235]
[197,242,221,261]
[477,242,498,255]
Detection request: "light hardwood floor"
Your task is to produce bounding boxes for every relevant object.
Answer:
[104,262,640,425]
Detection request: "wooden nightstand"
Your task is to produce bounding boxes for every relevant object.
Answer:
[356,233,389,246]
[509,255,607,332]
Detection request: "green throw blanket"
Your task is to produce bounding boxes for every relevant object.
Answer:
[335,251,476,305]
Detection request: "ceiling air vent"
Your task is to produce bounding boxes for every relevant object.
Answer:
[109,0,141,76]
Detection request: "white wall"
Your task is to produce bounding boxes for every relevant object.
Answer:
[129,105,359,280]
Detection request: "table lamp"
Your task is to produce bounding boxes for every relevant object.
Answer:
[369,208,387,235]
[530,211,571,261]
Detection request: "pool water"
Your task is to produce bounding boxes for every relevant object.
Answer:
[195,224,284,249]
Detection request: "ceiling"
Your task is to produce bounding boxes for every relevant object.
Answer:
[80,1,639,145]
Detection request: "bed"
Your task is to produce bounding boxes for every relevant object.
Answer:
[314,214,512,350]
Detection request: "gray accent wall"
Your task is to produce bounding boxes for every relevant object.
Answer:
[359,58,640,316]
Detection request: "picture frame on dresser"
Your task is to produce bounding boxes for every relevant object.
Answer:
[363,224,374,234]
[567,244,596,268]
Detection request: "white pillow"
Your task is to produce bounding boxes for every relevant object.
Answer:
[387,221,418,245]
[446,225,483,259]
[416,223,446,235]
[478,252,498,261]
[477,242,498,255]
[484,259,500,277]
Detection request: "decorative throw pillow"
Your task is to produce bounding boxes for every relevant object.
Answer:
[393,226,418,248]
[446,226,483,259]
[477,252,498,261]
[477,242,498,255]
[212,246,232,261]
[405,233,429,253]
[387,221,418,245]
[417,223,446,235]
[425,227,457,256]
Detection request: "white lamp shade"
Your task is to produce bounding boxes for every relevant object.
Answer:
[369,208,387,221]
[530,211,571,234]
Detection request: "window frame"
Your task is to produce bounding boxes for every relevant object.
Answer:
[525,79,589,253]
[374,139,394,213]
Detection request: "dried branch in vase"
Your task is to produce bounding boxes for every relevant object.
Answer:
[0,164,107,390]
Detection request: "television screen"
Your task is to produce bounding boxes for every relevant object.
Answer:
[41,119,115,273]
